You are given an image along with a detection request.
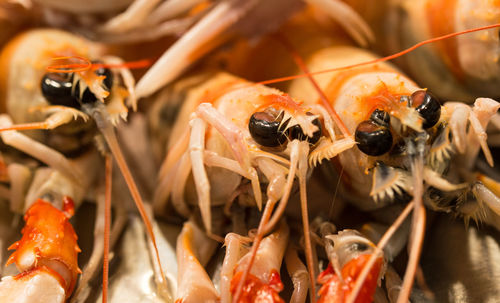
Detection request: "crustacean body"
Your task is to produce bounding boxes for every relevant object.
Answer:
[317,229,384,303]
[344,0,500,101]
[279,11,500,302]
[0,198,80,302]
[174,219,289,303]
[152,68,369,302]
[0,28,171,301]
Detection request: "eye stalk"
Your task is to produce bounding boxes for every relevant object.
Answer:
[355,109,393,156]
[410,90,441,129]
[249,110,287,147]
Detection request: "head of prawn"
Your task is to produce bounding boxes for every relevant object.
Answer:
[247,94,322,151]
[42,57,116,112]
[352,88,444,202]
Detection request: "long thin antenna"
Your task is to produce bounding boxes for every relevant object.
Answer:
[92,108,168,294]
[256,23,500,86]
[347,201,414,303]
[276,34,351,138]
[102,154,112,303]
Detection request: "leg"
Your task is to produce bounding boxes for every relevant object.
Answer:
[204,150,262,210]
[285,244,309,303]
[176,221,219,303]
[7,163,31,213]
[153,128,190,213]
[466,98,500,167]
[102,56,137,111]
[0,115,83,184]
[135,0,257,98]
[148,0,205,24]
[171,152,193,218]
[473,180,500,217]
[423,167,467,191]
[304,0,374,46]
[100,0,162,32]
[195,103,262,209]
[189,117,212,233]
[0,106,88,132]
[220,233,247,303]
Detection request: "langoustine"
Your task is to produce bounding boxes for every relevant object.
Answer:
[279,9,500,302]
[283,10,500,227]
[0,28,170,301]
[152,70,344,301]
[134,0,374,98]
[174,218,289,303]
[343,0,500,101]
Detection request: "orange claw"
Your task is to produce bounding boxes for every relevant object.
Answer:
[318,254,383,303]
[6,198,81,297]
[230,269,285,303]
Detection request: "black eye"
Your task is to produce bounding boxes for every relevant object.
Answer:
[41,73,80,109]
[73,63,113,104]
[411,90,441,129]
[288,114,322,145]
[349,242,369,252]
[355,120,393,156]
[249,111,287,147]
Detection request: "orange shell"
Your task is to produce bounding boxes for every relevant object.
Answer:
[6,198,81,296]
[318,254,383,303]
[230,269,285,303]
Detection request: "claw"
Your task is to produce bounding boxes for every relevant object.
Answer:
[136,0,254,98]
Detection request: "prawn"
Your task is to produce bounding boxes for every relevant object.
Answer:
[0,29,169,301]
[1,0,211,44]
[343,0,500,101]
[207,8,500,302]
[173,218,290,303]
[153,70,357,302]
[279,12,500,303]
[134,0,374,98]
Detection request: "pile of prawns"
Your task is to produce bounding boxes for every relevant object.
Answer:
[0,1,500,303]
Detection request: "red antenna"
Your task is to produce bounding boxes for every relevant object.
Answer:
[46,56,151,73]
[256,23,500,86]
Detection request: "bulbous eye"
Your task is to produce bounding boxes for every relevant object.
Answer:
[411,90,441,129]
[249,111,287,147]
[41,73,80,109]
[355,120,393,156]
[73,63,113,104]
[348,242,369,253]
[288,114,322,145]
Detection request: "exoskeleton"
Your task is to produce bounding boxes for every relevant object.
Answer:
[0,28,170,301]
[344,0,500,101]
[152,70,363,302]
[279,10,500,303]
